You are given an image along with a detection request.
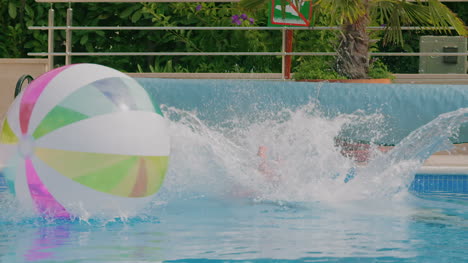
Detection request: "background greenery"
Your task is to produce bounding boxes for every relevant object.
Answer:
[0,0,466,74]
[378,2,468,74]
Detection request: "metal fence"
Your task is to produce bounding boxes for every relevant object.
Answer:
[29,0,468,79]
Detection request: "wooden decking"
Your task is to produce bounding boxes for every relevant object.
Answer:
[421,143,467,169]
[393,74,468,85]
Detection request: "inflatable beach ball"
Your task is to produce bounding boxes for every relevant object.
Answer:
[0,64,170,218]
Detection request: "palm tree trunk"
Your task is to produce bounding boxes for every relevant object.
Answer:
[335,15,370,79]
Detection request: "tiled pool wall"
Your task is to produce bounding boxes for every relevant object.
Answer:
[409,174,468,194]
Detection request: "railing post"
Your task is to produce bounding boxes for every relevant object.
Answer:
[281,28,286,80]
[284,29,293,80]
[48,5,55,70]
[65,4,73,65]
[281,28,293,80]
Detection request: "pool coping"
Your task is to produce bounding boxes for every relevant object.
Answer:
[419,166,468,175]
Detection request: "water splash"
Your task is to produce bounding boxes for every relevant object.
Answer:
[1,105,466,221]
[348,108,468,200]
[158,105,467,205]
[159,104,468,202]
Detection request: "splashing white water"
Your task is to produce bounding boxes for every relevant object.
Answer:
[347,107,468,200]
[159,105,468,204]
[0,105,466,221]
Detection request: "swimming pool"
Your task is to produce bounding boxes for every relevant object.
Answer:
[0,80,467,262]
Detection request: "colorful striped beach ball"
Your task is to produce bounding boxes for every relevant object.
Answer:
[0,64,170,218]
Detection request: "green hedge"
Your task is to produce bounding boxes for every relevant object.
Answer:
[1,1,466,74]
[0,1,282,73]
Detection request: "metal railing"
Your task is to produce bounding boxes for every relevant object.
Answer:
[29,0,468,79]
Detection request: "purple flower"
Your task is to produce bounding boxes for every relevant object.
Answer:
[240,13,248,20]
[196,4,202,11]
[248,17,255,25]
[231,15,240,25]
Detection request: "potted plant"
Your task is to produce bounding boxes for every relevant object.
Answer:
[240,0,468,81]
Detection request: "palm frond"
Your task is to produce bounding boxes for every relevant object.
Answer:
[318,0,365,25]
[425,0,468,36]
[371,0,467,46]
[371,0,426,45]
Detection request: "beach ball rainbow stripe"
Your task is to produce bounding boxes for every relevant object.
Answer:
[0,64,170,218]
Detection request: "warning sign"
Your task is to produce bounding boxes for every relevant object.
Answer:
[268,0,313,27]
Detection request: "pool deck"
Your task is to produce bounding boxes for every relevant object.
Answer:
[419,143,467,174]
[421,155,468,175]
[417,143,467,172]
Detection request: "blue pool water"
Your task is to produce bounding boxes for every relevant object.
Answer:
[1,196,468,262]
[0,80,467,262]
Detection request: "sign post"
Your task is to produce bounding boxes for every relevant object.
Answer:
[268,0,313,79]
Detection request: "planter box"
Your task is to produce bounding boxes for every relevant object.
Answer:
[0,59,49,118]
